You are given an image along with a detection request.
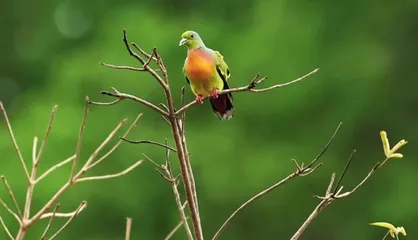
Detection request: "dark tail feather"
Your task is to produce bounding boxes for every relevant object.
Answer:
[209,82,234,120]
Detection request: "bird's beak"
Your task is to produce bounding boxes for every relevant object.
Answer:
[179,38,187,46]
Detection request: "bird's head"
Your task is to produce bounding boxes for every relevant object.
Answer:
[179,30,204,49]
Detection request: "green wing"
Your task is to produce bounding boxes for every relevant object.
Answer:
[182,63,190,84]
[214,50,231,82]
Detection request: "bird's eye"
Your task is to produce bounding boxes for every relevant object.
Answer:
[190,34,194,38]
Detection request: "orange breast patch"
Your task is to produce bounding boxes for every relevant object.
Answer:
[185,49,215,81]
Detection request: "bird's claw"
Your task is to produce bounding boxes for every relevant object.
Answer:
[211,89,219,99]
[195,95,204,104]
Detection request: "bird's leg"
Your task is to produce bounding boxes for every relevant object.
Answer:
[195,95,204,104]
[211,89,219,99]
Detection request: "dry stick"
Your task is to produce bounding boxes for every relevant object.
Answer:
[99,90,168,117]
[76,160,143,182]
[212,123,342,240]
[121,29,203,240]
[89,113,143,169]
[35,105,58,166]
[70,97,89,182]
[175,68,319,116]
[1,176,23,218]
[47,201,87,240]
[163,145,194,240]
[177,86,200,218]
[36,155,75,183]
[40,204,59,240]
[291,149,394,240]
[121,138,177,152]
[40,202,89,219]
[28,117,135,226]
[0,102,30,181]
[125,217,132,240]
[0,197,21,223]
[88,98,121,106]
[164,218,189,240]
[0,216,14,240]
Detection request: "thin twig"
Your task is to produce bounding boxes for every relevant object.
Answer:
[1,176,23,218]
[40,203,89,219]
[0,101,30,181]
[291,146,401,239]
[36,155,75,183]
[164,218,189,240]
[125,217,132,240]
[88,98,121,106]
[0,197,21,224]
[71,97,89,181]
[0,216,14,240]
[306,122,342,169]
[121,138,177,152]
[47,201,87,240]
[98,89,168,116]
[76,160,143,183]
[176,68,319,116]
[40,204,59,240]
[332,150,356,195]
[161,149,194,240]
[89,113,143,169]
[78,118,128,175]
[100,62,146,72]
[212,123,341,240]
[32,137,38,165]
[35,105,58,167]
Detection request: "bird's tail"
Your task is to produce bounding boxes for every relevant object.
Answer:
[209,83,234,120]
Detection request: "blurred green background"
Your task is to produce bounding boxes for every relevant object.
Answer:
[1,0,417,239]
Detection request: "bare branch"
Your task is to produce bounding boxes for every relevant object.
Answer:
[76,160,143,183]
[1,176,22,218]
[88,113,142,169]
[164,218,189,240]
[78,118,128,175]
[0,216,14,240]
[0,197,21,224]
[35,105,58,167]
[47,201,87,240]
[98,89,169,116]
[88,98,121,106]
[36,155,75,184]
[121,138,177,152]
[40,203,89,219]
[40,204,59,240]
[131,42,157,61]
[306,122,342,169]
[291,146,402,239]
[332,150,356,195]
[100,62,146,72]
[212,123,341,240]
[0,101,30,181]
[176,68,319,116]
[125,217,132,240]
[71,97,89,181]
[32,137,38,165]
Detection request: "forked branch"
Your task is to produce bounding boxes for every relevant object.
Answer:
[0,100,143,240]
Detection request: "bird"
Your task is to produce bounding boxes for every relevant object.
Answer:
[179,30,234,120]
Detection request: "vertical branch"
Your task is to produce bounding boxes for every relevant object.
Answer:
[125,217,132,240]
[0,102,30,181]
[71,97,89,181]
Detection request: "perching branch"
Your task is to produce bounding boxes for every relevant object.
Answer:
[290,131,408,240]
[176,69,319,116]
[91,28,319,240]
[212,122,342,240]
[0,100,142,240]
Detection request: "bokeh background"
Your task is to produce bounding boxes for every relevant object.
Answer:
[1,0,417,239]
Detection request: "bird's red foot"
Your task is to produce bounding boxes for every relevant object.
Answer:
[195,95,204,104]
[211,89,219,99]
